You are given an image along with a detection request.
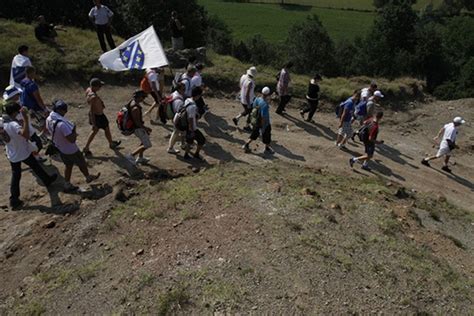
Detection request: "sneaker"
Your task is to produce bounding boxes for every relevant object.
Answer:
[109,140,121,149]
[232,118,239,126]
[421,159,430,167]
[300,110,305,119]
[264,147,275,155]
[10,200,24,210]
[361,164,371,171]
[125,154,136,166]
[306,119,316,124]
[136,157,150,164]
[83,149,93,157]
[183,153,191,160]
[167,148,180,154]
[242,144,250,153]
[63,183,79,193]
[86,173,101,183]
[349,157,355,168]
[441,165,452,173]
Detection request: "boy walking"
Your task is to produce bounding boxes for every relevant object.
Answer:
[350,111,384,171]
[336,90,360,149]
[233,67,256,129]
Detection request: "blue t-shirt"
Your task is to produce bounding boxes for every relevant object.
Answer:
[254,97,270,129]
[342,97,355,122]
[20,78,41,111]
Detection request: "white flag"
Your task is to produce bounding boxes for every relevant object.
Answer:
[99,26,168,71]
[10,54,32,89]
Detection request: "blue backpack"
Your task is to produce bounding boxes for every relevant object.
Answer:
[355,100,368,117]
[335,101,344,118]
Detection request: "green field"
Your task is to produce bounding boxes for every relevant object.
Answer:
[199,0,441,43]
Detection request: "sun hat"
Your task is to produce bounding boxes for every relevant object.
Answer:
[3,85,21,101]
[262,87,271,95]
[247,66,257,77]
[90,78,105,87]
[453,117,466,124]
[373,90,384,98]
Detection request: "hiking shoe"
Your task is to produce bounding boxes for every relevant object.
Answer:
[300,110,305,119]
[183,153,191,160]
[361,164,371,171]
[232,118,239,126]
[441,165,452,173]
[63,183,79,193]
[306,119,316,124]
[167,148,180,154]
[136,157,150,164]
[349,157,355,168]
[110,140,121,150]
[83,149,93,157]
[10,200,24,210]
[242,144,250,153]
[86,173,101,183]
[421,159,430,167]
[125,154,136,166]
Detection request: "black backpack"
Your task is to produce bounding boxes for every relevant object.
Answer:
[358,120,374,143]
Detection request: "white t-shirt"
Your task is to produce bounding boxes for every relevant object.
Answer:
[240,76,255,105]
[16,114,37,137]
[10,54,32,89]
[171,91,185,113]
[146,69,159,91]
[442,123,458,143]
[89,5,114,25]
[191,72,202,90]
[3,120,34,163]
[239,74,247,88]
[184,98,198,131]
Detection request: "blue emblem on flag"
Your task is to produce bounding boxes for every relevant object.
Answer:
[120,40,145,69]
[12,67,27,84]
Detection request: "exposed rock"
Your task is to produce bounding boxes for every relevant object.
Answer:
[43,220,56,229]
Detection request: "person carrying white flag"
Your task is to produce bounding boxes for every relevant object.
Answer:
[10,45,32,90]
[99,26,168,71]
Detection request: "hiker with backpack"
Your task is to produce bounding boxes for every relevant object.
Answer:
[242,87,274,155]
[140,68,164,124]
[275,62,293,115]
[174,87,205,160]
[82,78,121,157]
[352,90,384,141]
[335,90,360,149]
[46,100,100,193]
[300,74,322,123]
[123,90,153,166]
[167,83,186,154]
[421,117,466,173]
[191,63,209,117]
[233,67,257,130]
[349,111,384,171]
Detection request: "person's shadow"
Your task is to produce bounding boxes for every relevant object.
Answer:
[87,149,144,179]
[376,144,420,169]
[272,141,306,161]
[430,167,474,191]
[283,113,337,141]
[371,159,406,181]
[202,112,243,145]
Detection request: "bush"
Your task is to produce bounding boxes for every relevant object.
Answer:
[286,15,337,76]
[205,15,233,55]
[245,34,282,67]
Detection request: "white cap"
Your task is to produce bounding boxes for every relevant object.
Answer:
[373,90,384,98]
[247,66,257,77]
[3,85,21,101]
[262,86,271,95]
[453,117,466,124]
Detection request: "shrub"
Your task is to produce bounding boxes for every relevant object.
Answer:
[205,15,233,55]
[286,15,337,76]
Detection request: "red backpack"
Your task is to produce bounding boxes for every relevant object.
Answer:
[116,101,135,135]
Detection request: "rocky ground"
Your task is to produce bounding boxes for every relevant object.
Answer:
[0,83,472,314]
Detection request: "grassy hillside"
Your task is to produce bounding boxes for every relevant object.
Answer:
[199,0,442,43]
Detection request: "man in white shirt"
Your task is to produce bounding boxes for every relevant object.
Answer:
[180,65,196,98]
[89,0,115,52]
[191,63,208,117]
[183,87,206,160]
[422,116,466,173]
[167,83,186,154]
[3,103,57,209]
[10,45,32,90]
[361,82,377,101]
[233,66,256,130]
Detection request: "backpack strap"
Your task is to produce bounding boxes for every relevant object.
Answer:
[51,119,62,145]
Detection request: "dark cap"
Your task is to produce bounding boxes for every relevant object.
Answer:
[53,99,68,111]
[90,78,105,87]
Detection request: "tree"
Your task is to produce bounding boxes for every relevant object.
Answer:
[286,15,337,76]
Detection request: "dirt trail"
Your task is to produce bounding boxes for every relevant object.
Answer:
[0,83,472,314]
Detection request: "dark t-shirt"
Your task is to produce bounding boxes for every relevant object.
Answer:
[307,82,320,100]
[169,18,183,38]
[35,23,54,41]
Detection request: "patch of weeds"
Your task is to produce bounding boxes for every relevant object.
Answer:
[335,252,353,271]
[299,235,322,251]
[428,209,442,222]
[203,279,243,308]
[416,196,473,222]
[181,209,200,221]
[137,272,155,290]
[378,217,402,236]
[14,300,46,316]
[77,260,104,283]
[285,219,303,232]
[36,269,74,290]
[112,198,165,221]
[157,285,190,316]
[161,180,201,209]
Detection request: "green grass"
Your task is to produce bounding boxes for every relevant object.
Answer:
[199,0,443,43]
[199,0,375,43]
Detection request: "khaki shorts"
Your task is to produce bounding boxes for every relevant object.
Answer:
[436,141,451,157]
[338,121,353,137]
[134,128,152,149]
